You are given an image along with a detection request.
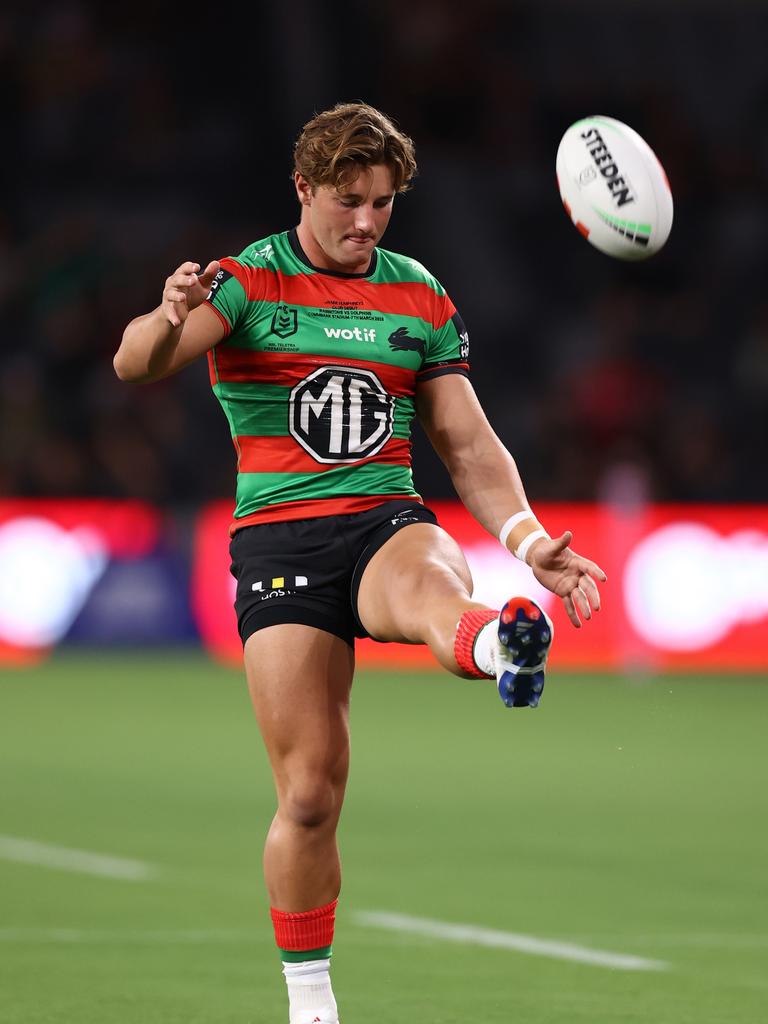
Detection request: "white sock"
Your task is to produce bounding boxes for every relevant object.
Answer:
[282,959,338,1024]
[472,617,500,677]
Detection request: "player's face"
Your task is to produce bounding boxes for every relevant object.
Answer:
[296,163,395,274]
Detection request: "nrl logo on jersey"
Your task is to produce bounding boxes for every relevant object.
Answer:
[272,304,298,338]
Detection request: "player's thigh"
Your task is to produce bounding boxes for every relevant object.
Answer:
[244,623,355,795]
[356,523,474,642]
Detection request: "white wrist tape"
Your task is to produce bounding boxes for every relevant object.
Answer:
[498,510,536,549]
[515,529,550,564]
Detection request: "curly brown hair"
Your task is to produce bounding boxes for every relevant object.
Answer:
[293,101,417,194]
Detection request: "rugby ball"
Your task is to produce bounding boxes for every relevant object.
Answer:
[556,115,673,260]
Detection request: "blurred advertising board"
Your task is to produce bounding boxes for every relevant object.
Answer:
[192,500,768,672]
[0,500,196,663]
[1,499,766,671]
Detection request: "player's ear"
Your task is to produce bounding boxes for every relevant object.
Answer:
[294,173,313,206]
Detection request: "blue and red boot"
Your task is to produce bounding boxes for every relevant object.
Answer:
[494,597,554,708]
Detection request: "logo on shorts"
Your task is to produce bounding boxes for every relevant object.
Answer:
[289,365,394,464]
[252,576,309,600]
[271,304,298,338]
[390,508,420,526]
[252,575,308,592]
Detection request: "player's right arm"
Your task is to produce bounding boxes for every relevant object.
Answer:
[114,260,225,383]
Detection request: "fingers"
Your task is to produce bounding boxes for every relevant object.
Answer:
[562,558,605,628]
[551,530,573,553]
[162,260,210,327]
[167,268,200,289]
[167,261,217,290]
[170,259,219,289]
[563,581,595,627]
[164,305,184,328]
[554,531,607,583]
[197,260,221,288]
[560,568,605,628]
[162,280,190,327]
[572,582,592,622]
[563,592,581,628]
[582,558,607,582]
[579,571,601,613]
[544,532,607,629]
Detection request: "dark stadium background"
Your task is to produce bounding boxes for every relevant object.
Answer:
[4,0,767,509]
[3,7,768,1024]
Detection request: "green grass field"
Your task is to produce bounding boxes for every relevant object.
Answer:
[1,653,767,1024]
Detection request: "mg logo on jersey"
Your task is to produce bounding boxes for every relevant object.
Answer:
[289,366,394,464]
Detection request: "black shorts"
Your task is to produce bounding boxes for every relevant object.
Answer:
[229,499,439,648]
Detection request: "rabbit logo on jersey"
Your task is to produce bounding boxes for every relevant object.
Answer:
[289,366,394,464]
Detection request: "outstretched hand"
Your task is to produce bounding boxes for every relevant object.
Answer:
[528,531,607,628]
[162,260,221,328]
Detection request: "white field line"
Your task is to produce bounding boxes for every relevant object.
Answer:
[354,911,668,972]
[0,836,156,881]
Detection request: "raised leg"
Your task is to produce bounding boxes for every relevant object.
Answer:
[356,523,492,675]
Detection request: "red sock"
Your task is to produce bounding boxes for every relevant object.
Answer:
[454,608,498,679]
[271,898,337,961]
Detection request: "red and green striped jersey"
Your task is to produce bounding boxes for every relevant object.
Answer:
[204,228,470,533]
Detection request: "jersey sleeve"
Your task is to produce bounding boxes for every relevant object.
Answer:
[204,256,267,337]
[417,293,471,383]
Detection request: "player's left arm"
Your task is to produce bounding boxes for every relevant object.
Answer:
[416,373,606,626]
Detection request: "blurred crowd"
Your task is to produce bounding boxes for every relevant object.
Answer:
[3,1,768,508]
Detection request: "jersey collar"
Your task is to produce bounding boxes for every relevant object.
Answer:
[288,227,378,279]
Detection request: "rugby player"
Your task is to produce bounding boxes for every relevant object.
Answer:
[114,102,606,1024]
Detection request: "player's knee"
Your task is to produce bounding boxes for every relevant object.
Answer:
[280,776,340,830]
